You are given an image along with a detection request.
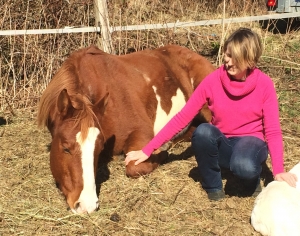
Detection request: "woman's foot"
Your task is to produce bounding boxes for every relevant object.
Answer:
[207,190,226,201]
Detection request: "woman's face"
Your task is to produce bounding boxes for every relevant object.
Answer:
[224,49,247,81]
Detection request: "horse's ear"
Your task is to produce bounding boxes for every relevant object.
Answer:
[70,95,84,110]
[57,89,73,117]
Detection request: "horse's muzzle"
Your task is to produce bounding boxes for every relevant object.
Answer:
[71,200,99,214]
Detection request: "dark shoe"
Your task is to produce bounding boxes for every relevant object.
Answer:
[242,178,262,197]
[252,182,262,197]
[207,190,225,201]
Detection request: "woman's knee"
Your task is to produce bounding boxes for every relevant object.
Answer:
[231,157,261,180]
[230,136,267,179]
[192,123,215,141]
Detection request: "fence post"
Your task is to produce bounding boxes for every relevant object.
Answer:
[94,0,115,54]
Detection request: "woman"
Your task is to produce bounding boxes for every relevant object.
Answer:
[125,28,297,201]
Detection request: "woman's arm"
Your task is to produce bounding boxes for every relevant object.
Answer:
[262,75,297,186]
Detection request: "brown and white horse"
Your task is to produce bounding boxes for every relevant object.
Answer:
[37,45,215,214]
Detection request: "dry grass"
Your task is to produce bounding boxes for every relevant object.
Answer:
[1,0,300,235]
[0,111,261,235]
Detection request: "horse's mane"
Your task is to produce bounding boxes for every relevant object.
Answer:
[37,48,98,141]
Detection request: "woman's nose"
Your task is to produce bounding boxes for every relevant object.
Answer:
[226,58,233,65]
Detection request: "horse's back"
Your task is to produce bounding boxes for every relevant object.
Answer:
[71,44,214,91]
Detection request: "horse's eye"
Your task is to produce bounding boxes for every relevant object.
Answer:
[63,147,71,154]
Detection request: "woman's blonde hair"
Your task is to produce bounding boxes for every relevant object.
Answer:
[223,28,262,71]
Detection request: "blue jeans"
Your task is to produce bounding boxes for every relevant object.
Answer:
[191,123,268,193]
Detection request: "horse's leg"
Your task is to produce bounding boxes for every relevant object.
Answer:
[126,151,168,178]
[124,131,168,178]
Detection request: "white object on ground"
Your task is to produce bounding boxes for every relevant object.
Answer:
[251,162,300,236]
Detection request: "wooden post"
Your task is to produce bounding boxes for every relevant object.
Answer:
[94,0,115,54]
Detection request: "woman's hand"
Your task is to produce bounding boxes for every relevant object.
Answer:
[274,172,298,187]
[125,150,149,166]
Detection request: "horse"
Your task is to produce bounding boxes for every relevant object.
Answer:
[37,44,215,214]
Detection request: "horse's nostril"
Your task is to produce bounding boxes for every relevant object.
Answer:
[74,201,81,211]
[71,200,99,213]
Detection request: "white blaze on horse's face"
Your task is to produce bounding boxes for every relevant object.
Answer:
[73,127,100,214]
[152,86,186,135]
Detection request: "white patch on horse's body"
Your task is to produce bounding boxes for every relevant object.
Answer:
[152,86,186,135]
[74,127,100,214]
[143,74,151,83]
[190,77,195,88]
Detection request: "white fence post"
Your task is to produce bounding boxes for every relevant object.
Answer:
[94,0,115,54]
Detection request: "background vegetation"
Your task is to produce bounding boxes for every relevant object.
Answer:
[1,0,300,235]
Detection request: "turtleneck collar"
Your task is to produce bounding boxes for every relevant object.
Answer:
[220,65,258,97]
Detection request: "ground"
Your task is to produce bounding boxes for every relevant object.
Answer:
[0,103,298,235]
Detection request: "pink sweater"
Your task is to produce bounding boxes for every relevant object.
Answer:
[142,65,284,176]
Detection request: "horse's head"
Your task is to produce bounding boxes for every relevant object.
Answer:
[41,89,108,214]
